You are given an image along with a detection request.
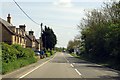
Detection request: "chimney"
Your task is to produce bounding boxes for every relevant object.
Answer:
[19,24,26,31]
[29,30,34,35]
[7,14,11,23]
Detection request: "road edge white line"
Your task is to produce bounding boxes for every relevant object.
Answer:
[70,64,74,67]
[62,53,69,63]
[19,54,57,79]
[75,69,82,76]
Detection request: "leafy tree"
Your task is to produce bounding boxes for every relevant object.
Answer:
[78,0,120,64]
[42,26,57,50]
[67,39,81,53]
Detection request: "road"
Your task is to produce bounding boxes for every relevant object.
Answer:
[2,52,120,80]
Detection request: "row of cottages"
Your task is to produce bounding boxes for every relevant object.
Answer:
[26,31,40,51]
[0,14,40,51]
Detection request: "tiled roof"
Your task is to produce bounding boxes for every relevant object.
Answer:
[0,17,15,35]
[26,35,34,41]
[35,39,39,44]
[0,18,12,26]
[26,34,40,44]
[36,39,40,43]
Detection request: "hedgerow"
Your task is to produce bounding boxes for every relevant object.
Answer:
[1,43,37,74]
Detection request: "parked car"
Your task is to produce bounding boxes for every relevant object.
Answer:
[34,51,40,56]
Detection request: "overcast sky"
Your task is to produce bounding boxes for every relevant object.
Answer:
[0,0,115,48]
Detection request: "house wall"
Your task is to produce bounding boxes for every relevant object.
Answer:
[1,15,27,48]
[32,41,35,48]
[21,37,26,48]
[35,41,40,51]
[12,35,16,44]
[26,37,32,48]
[1,24,26,48]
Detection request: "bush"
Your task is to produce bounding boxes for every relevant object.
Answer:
[2,43,18,63]
[45,50,55,57]
[1,43,37,74]
[11,44,35,59]
[45,51,51,57]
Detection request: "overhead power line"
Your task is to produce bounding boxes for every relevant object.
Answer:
[13,0,40,25]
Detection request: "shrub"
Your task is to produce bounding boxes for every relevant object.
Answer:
[45,50,55,57]
[25,48,35,58]
[11,44,35,58]
[1,43,37,74]
[11,44,26,58]
[45,51,51,57]
[1,43,18,63]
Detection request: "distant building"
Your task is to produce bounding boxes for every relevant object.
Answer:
[0,14,26,48]
[35,39,40,51]
[0,14,40,50]
[26,30,40,51]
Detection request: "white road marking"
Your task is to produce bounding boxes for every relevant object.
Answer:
[73,63,75,64]
[70,64,74,67]
[19,54,57,79]
[62,53,70,63]
[75,69,82,76]
[67,60,69,63]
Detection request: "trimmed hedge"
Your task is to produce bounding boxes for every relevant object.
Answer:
[1,43,37,74]
[45,50,54,57]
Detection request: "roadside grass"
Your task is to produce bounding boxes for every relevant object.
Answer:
[2,57,37,75]
[70,53,79,58]
[70,53,120,71]
[70,53,88,61]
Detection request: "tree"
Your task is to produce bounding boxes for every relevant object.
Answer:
[78,1,120,63]
[42,26,57,50]
[67,39,81,53]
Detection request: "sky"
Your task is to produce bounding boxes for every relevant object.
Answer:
[0,0,115,48]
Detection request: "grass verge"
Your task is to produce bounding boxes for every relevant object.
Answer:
[70,53,120,71]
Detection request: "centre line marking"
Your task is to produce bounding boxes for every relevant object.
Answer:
[75,69,82,76]
[70,64,74,67]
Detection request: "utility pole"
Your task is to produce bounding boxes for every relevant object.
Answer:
[40,23,43,51]
[45,36,46,50]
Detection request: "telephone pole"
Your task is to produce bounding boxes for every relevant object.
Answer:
[40,23,43,50]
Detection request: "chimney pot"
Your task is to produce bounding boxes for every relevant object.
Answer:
[19,25,26,31]
[29,30,34,35]
[7,14,11,23]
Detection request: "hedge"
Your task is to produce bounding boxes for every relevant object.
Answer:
[45,50,55,57]
[1,43,37,74]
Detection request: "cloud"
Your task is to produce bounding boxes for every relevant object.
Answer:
[53,0,73,8]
